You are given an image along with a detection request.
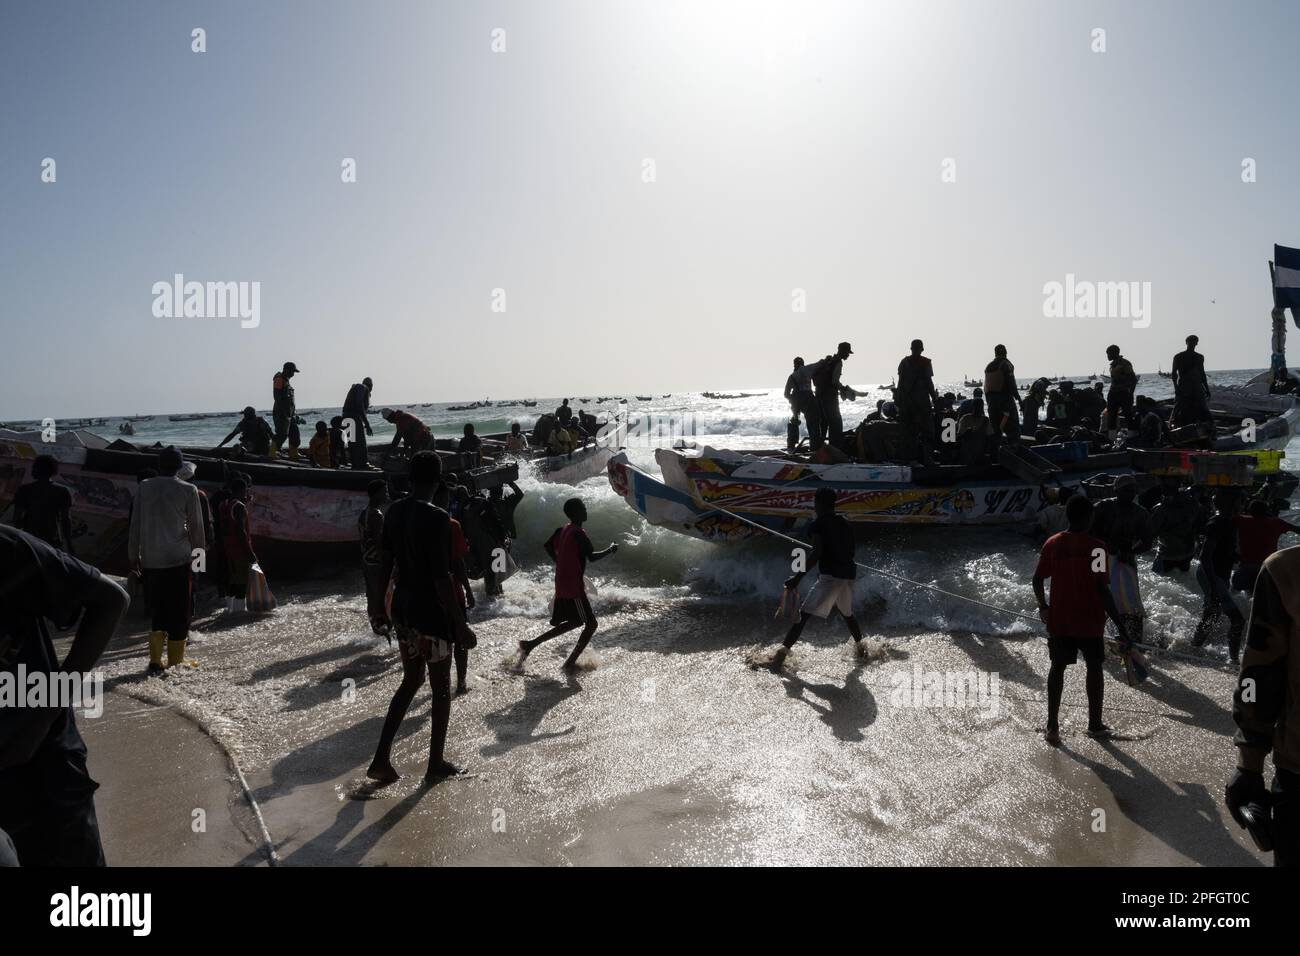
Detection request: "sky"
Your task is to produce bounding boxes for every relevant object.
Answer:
[3,0,1300,418]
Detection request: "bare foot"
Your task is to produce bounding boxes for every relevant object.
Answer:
[455,682,470,696]
[1044,728,1062,747]
[366,761,400,786]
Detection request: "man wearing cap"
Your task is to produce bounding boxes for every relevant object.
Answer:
[272,361,300,459]
[127,447,206,672]
[1171,335,1212,427]
[217,407,274,457]
[983,344,1021,447]
[897,339,938,467]
[812,342,855,446]
[342,376,376,470]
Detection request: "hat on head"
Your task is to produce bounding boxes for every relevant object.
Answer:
[283,362,300,373]
[838,341,853,355]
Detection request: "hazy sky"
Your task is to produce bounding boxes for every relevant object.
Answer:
[4,0,1300,418]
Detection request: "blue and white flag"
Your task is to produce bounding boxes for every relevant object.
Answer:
[1274,244,1300,313]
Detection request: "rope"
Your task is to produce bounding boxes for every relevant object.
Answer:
[698,499,1234,670]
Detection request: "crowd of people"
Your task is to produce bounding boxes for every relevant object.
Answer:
[785,335,1225,467]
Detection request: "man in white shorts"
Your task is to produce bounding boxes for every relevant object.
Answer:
[770,487,867,669]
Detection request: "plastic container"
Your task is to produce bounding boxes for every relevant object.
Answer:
[1227,448,1283,475]
[1191,454,1255,487]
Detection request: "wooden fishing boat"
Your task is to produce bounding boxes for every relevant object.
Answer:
[0,428,517,575]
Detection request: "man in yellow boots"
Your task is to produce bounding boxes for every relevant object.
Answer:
[127,447,206,673]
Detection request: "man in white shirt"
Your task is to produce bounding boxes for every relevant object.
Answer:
[127,447,205,673]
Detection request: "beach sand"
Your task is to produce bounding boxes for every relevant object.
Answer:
[68,567,1267,867]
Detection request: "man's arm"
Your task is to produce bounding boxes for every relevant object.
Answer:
[127,488,142,570]
[187,486,206,552]
[217,425,240,448]
[786,531,822,589]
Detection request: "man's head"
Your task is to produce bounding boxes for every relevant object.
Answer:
[315,420,328,435]
[463,423,475,437]
[814,486,838,517]
[837,341,853,361]
[1066,493,1093,530]
[910,338,924,355]
[330,415,343,429]
[31,454,57,481]
[381,408,396,422]
[1094,382,1104,393]
[994,343,1007,357]
[511,422,521,435]
[158,446,183,476]
[243,405,256,418]
[1106,344,1120,360]
[1115,474,1138,505]
[408,450,442,490]
[793,356,804,369]
[367,478,389,503]
[1248,498,1270,518]
[563,497,587,524]
[973,387,983,399]
[362,377,373,391]
[283,361,299,378]
[1186,334,1199,349]
[230,477,249,501]
[562,398,570,407]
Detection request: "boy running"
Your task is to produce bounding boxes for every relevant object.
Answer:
[517,498,618,670]
[769,487,867,670]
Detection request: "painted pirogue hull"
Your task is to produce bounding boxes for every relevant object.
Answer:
[0,430,371,575]
[606,448,1097,542]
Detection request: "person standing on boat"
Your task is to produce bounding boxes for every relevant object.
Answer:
[784,357,804,451]
[359,479,390,636]
[897,339,938,467]
[1227,544,1300,866]
[342,377,375,470]
[556,398,574,426]
[1104,345,1139,438]
[1090,475,1153,646]
[769,487,868,670]
[788,356,823,450]
[1193,490,1246,663]
[1033,494,1130,746]
[1022,378,1051,438]
[12,454,75,557]
[813,342,854,446]
[271,361,300,460]
[127,447,205,673]
[367,452,474,785]
[516,497,618,670]
[983,344,1021,446]
[1171,335,1212,427]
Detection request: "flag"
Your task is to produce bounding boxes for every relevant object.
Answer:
[1274,245,1300,315]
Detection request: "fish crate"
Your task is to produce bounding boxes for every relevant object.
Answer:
[1029,441,1089,464]
[1227,448,1283,475]
[1131,449,1193,476]
[1191,454,1255,487]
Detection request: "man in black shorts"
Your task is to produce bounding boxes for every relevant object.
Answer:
[366,452,476,786]
[1032,495,1130,746]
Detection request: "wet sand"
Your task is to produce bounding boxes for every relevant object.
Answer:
[68,569,1267,867]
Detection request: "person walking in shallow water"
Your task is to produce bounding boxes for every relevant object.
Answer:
[1032,494,1130,746]
[768,487,868,671]
[517,498,618,670]
[367,452,475,786]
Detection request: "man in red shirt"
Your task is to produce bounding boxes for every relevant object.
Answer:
[1233,498,1300,593]
[517,498,618,670]
[1032,495,1130,746]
